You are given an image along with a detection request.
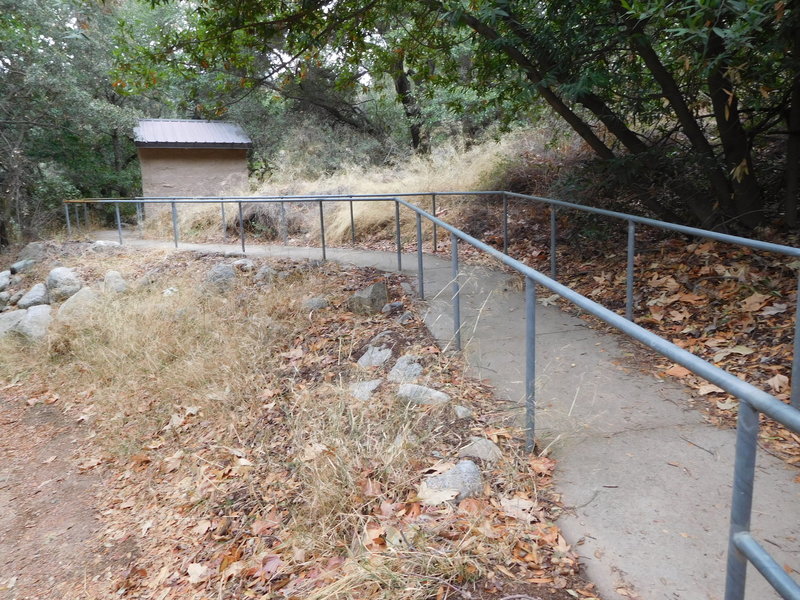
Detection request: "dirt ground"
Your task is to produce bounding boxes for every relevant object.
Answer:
[0,386,104,600]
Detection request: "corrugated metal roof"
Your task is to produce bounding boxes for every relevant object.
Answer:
[134,119,253,149]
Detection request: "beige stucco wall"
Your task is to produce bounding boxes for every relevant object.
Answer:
[138,148,249,200]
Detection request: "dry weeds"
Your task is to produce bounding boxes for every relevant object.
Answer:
[0,244,596,600]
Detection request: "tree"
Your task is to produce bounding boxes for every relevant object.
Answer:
[114,0,800,228]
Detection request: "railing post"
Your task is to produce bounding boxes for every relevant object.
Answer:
[64,204,72,239]
[626,220,636,321]
[550,206,557,280]
[73,204,80,231]
[319,200,327,261]
[220,202,226,238]
[723,400,759,600]
[451,233,462,351]
[395,200,402,271]
[432,193,438,253]
[279,201,288,243]
[792,272,800,409]
[525,276,537,452]
[238,201,245,253]
[349,198,356,244]
[115,202,123,245]
[170,201,178,248]
[416,213,424,300]
[83,202,89,228]
[503,192,509,255]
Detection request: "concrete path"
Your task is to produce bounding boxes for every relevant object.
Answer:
[92,233,799,600]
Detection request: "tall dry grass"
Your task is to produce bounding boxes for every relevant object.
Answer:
[134,125,581,247]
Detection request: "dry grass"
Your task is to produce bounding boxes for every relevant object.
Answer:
[131,125,580,249]
[0,241,588,600]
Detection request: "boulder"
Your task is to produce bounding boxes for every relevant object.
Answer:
[388,354,423,383]
[458,437,502,463]
[453,405,474,420]
[104,270,128,294]
[57,287,99,326]
[0,310,26,338]
[233,258,255,272]
[0,292,9,309]
[18,241,47,262]
[396,383,450,406]
[0,271,10,293]
[349,379,383,402]
[347,282,388,315]
[17,283,49,309]
[302,296,329,310]
[254,266,277,283]
[357,345,392,368]
[423,460,483,502]
[10,259,36,274]
[15,305,51,341]
[8,291,23,306]
[396,311,414,325]
[46,267,82,302]
[381,301,404,314]
[205,264,236,291]
[90,240,121,252]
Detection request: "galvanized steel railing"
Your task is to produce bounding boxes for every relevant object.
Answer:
[64,193,800,600]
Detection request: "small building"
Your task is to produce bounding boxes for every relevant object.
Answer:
[134,119,253,199]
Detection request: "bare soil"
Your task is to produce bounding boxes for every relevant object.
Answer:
[0,386,102,599]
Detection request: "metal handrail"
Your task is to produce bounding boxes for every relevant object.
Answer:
[63,193,799,599]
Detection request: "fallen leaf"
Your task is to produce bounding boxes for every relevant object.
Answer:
[761,303,788,316]
[529,455,557,476]
[664,364,691,378]
[698,384,724,396]
[187,563,210,584]
[539,294,559,307]
[79,457,103,471]
[741,292,770,312]
[713,345,755,362]
[416,481,459,505]
[717,398,738,410]
[766,373,789,393]
[300,442,329,461]
[500,496,539,523]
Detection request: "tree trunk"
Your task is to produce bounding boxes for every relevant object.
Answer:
[621,15,730,224]
[784,27,800,226]
[706,32,762,227]
[393,53,429,153]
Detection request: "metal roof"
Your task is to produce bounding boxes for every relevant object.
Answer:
[134,119,253,149]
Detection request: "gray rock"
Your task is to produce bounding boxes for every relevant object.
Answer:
[0,270,10,293]
[90,240,121,252]
[136,268,160,288]
[233,258,255,272]
[104,270,128,294]
[10,275,21,286]
[254,266,277,283]
[0,310,26,338]
[458,437,502,463]
[15,305,51,340]
[347,282,388,315]
[10,259,36,274]
[388,354,423,383]
[9,291,23,306]
[0,292,9,309]
[18,241,46,262]
[17,283,49,309]
[396,383,450,405]
[349,379,383,401]
[162,287,178,296]
[381,301,404,314]
[453,405,474,420]
[357,345,392,368]
[57,287,99,326]
[46,267,82,302]
[302,296,329,310]
[424,460,483,502]
[396,311,414,325]
[205,264,236,291]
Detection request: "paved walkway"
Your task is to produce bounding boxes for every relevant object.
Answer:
[94,232,799,600]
